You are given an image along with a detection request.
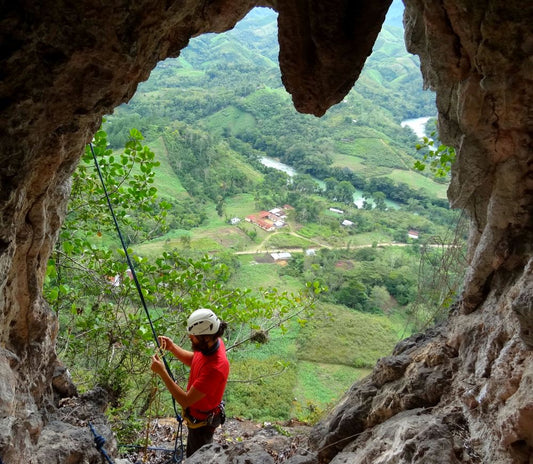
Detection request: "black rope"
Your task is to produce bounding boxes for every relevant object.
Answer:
[90,145,162,355]
[89,143,184,463]
[121,438,184,463]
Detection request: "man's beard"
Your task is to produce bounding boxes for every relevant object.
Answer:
[191,337,211,353]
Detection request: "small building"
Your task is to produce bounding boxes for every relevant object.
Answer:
[342,219,354,226]
[230,217,241,225]
[408,229,420,239]
[268,207,288,223]
[329,207,344,214]
[107,268,133,287]
[271,252,292,261]
[247,207,286,231]
[256,219,275,232]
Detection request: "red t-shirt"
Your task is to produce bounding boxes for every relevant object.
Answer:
[187,339,229,418]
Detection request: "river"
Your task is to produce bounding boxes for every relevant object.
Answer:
[400,116,434,139]
[260,156,399,209]
[260,116,436,209]
[260,156,297,176]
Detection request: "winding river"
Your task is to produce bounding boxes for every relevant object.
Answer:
[260,117,435,210]
[260,157,399,209]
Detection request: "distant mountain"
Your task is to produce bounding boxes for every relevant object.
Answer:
[137,3,432,121]
[384,0,406,29]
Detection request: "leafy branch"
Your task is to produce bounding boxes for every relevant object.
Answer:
[413,121,456,178]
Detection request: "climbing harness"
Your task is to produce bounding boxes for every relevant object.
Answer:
[89,143,184,464]
[183,402,226,429]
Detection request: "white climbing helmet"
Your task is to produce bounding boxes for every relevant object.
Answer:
[187,308,221,335]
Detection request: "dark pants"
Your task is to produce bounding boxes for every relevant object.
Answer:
[186,425,216,457]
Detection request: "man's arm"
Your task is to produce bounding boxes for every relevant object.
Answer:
[150,354,205,408]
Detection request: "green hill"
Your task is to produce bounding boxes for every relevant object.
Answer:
[105,3,446,202]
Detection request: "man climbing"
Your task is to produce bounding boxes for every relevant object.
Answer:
[150,308,229,457]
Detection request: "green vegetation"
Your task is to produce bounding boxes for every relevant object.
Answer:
[298,304,399,367]
[386,169,447,198]
[148,137,188,199]
[47,3,466,439]
[265,232,314,249]
[105,7,445,206]
[225,306,399,421]
[46,129,320,439]
[413,120,457,178]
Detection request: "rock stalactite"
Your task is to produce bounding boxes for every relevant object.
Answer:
[0,0,532,462]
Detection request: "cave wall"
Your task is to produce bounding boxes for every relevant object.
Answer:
[404,0,533,315]
[0,0,531,462]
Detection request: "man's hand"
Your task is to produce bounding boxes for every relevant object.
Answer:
[150,353,166,377]
[156,334,194,367]
[158,335,174,351]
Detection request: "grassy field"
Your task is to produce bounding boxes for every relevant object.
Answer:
[224,299,402,422]
[346,232,395,246]
[294,361,371,416]
[203,105,257,136]
[229,256,303,292]
[135,226,255,258]
[263,232,316,250]
[386,168,448,199]
[298,304,400,368]
[330,153,367,171]
[220,252,407,423]
[148,137,188,200]
[329,148,447,200]
[223,193,258,219]
[296,224,393,248]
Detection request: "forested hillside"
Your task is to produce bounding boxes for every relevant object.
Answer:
[105,6,438,192]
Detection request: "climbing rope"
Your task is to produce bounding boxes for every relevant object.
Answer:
[89,143,184,463]
[89,423,115,464]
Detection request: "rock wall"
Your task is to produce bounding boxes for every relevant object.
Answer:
[0,0,531,463]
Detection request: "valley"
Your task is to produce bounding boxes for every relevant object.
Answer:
[49,1,466,431]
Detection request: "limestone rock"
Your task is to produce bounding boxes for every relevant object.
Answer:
[309,327,459,462]
[185,423,317,464]
[186,442,277,464]
[330,410,463,464]
[277,0,393,116]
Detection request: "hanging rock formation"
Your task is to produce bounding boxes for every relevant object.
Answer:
[0,0,531,463]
